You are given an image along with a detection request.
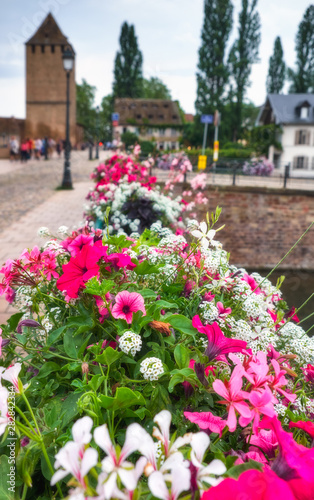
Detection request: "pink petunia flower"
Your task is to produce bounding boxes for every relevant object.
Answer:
[184,410,227,437]
[289,420,314,439]
[201,468,296,500]
[192,315,248,362]
[112,291,146,324]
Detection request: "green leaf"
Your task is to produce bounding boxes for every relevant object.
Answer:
[174,344,190,369]
[0,455,15,499]
[166,315,197,337]
[61,392,84,428]
[95,347,123,366]
[168,373,184,392]
[226,460,263,478]
[99,387,146,411]
[47,325,67,345]
[37,362,60,379]
[138,289,158,299]
[5,312,24,332]
[88,374,106,392]
[84,277,115,296]
[134,261,162,275]
[40,448,55,481]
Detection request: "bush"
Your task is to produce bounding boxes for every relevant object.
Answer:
[121,131,138,149]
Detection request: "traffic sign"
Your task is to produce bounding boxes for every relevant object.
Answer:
[111,113,120,122]
[112,120,119,127]
[198,155,207,170]
[201,114,213,124]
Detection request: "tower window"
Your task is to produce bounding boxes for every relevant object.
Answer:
[61,45,65,53]
[41,45,45,53]
[51,45,55,53]
[31,45,35,53]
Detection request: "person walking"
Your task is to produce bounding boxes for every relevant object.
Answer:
[35,138,42,160]
[9,136,19,161]
[20,140,28,162]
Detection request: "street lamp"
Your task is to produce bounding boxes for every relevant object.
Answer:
[61,47,74,189]
[95,105,100,160]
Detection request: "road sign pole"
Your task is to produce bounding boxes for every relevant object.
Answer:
[202,122,208,156]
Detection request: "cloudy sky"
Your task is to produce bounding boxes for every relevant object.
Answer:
[0,0,312,118]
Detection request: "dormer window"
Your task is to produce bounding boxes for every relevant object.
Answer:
[300,107,309,119]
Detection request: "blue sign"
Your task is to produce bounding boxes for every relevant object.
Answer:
[111,113,120,122]
[201,114,213,124]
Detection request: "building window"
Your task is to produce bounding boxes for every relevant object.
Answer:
[123,127,127,133]
[31,45,35,53]
[51,45,55,53]
[61,45,65,53]
[148,114,153,119]
[311,157,314,170]
[172,115,178,120]
[0,133,8,148]
[136,114,142,119]
[41,45,45,53]
[142,103,147,108]
[300,107,309,119]
[159,129,165,136]
[171,128,177,136]
[159,142,164,150]
[147,128,153,135]
[158,114,164,119]
[163,104,169,108]
[171,142,176,150]
[295,130,310,145]
[293,156,309,169]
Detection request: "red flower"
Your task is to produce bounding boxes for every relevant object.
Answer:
[111,291,146,324]
[57,244,103,298]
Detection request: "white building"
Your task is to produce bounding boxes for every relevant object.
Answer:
[256,94,314,177]
[113,98,182,150]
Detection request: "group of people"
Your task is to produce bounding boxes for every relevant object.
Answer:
[9,137,64,162]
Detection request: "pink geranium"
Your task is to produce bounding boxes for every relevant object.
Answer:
[192,315,248,362]
[212,365,251,432]
[239,388,275,434]
[112,291,146,324]
[201,468,296,500]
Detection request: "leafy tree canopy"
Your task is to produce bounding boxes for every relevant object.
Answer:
[113,22,143,98]
[142,77,171,99]
[266,36,286,94]
[288,5,314,93]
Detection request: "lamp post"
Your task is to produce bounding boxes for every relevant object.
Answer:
[61,48,74,189]
[95,105,100,160]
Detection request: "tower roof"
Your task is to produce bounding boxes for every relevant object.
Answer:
[25,12,73,49]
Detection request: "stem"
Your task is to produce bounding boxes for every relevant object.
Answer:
[21,484,28,500]
[253,220,314,292]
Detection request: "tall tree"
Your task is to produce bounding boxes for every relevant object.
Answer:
[195,0,233,115]
[142,77,171,99]
[113,22,143,98]
[228,0,261,139]
[76,79,97,138]
[266,36,286,94]
[288,5,314,93]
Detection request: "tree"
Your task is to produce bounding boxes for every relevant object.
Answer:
[142,77,171,99]
[288,5,314,93]
[195,0,233,115]
[113,22,143,98]
[228,0,261,140]
[76,79,97,137]
[266,37,286,94]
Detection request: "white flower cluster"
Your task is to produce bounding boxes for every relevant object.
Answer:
[118,331,142,356]
[140,357,164,381]
[199,301,219,323]
[37,226,50,237]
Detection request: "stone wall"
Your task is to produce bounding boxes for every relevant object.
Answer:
[192,185,314,270]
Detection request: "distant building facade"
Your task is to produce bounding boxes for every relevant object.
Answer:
[257,94,314,177]
[0,118,25,159]
[25,13,76,145]
[114,98,182,150]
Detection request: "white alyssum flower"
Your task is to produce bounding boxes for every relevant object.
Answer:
[57,225,69,234]
[140,357,164,381]
[37,226,50,237]
[119,331,142,356]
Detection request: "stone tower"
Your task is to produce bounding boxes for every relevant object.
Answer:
[25,13,76,144]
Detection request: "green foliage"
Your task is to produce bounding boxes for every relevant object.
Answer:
[245,124,282,156]
[266,36,286,94]
[113,22,143,98]
[121,130,139,149]
[288,5,314,93]
[139,140,156,155]
[196,0,233,114]
[228,0,261,139]
[76,79,97,138]
[142,77,171,99]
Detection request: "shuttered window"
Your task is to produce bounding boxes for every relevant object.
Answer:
[295,129,310,145]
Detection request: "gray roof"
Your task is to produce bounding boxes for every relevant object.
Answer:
[257,94,314,126]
